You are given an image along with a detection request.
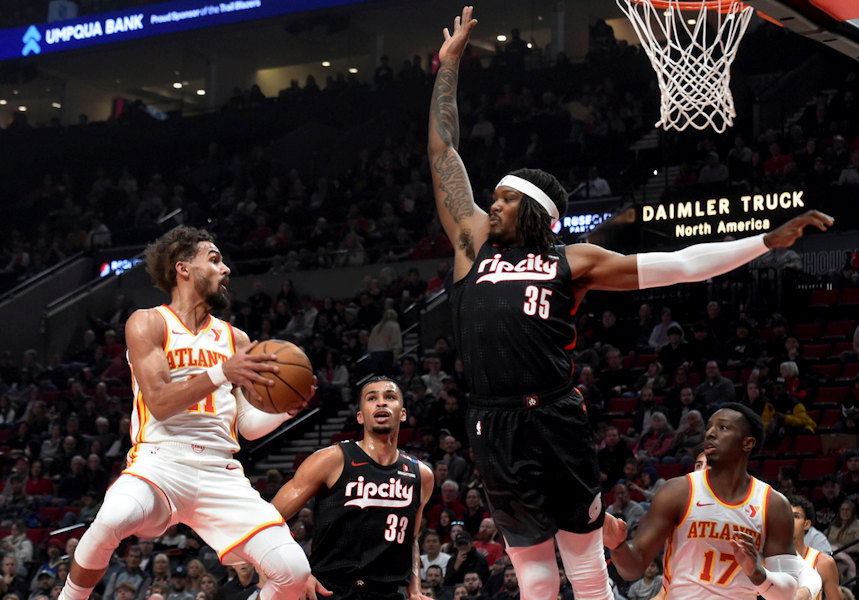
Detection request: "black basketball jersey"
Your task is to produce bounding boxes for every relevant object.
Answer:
[310,440,423,586]
[449,242,576,396]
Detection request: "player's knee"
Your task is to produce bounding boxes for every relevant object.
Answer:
[257,542,311,595]
[516,565,560,600]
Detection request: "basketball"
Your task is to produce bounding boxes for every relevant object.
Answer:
[246,340,315,414]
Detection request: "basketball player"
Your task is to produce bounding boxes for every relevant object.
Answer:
[429,7,833,600]
[608,403,820,600]
[58,227,311,600]
[788,496,841,600]
[272,377,434,600]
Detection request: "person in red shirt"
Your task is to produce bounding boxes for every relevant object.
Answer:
[426,480,466,529]
[25,459,54,499]
[472,517,504,567]
[764,143,794,176]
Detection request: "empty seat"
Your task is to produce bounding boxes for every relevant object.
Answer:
[655,463,683,480]
[824,320,857,339]
[814,386,848,405]
[790,435,822,457]
[760,458,798,481]
[809,289,838,307]
[811,364,841,380]
[803,343,832,359]
[794,323,823,341]
[800,456,838,482]
[607,397,639,414]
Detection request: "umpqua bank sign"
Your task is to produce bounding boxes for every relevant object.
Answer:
[0,0,374,60]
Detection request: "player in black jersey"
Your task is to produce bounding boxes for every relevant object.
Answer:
[428,7,833,600]
[272,377,434,600]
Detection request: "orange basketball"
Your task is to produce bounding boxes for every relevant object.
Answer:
[246,340,315,414]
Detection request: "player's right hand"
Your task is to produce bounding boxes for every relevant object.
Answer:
[222,340,279,392]
[763,210,833,248]
[438,6,477,64]
[301,575,332,600]
[603,513,628,550]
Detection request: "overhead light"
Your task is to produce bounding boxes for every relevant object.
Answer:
[12,89,18,95]
[527,42,533,49]
[52,102,62,109]
[348,67,358,74]
[173,82,183,89]
[687,18,697,25]
[653,169,658,176]
[0,100,6,105]
[18,106,27,112]
[496,34,507,42]
[537,15,543,21]
[196,89,206,96]
[321,60,331,67]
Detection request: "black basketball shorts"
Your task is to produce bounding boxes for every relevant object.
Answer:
[465,384,605,547]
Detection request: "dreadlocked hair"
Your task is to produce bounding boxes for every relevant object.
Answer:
[508,168,567,257]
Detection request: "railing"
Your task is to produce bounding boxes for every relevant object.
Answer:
[0,251,84,303]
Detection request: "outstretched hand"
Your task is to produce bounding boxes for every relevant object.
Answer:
[438,6,478,64]
[764,210,833,249]
[603,513,628,550]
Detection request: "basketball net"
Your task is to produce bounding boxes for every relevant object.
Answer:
[616,0,755,132]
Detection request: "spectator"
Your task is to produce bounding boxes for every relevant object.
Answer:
[158,525,187,550]
[103,545,150,600]
[367,309,403,373]
[427,480,466,529]
[724,320,761,369]
[694,361,736,406]
[598,426,633,490]
[29,571,55,600]
[578,166,612,198]
[607,483,646,530]
[220,563,257,600]
[443,533,489,587]
[632,411,675,463]
[665,410,705,467]
[462,490,490,538]
[472,518,502,568]
[149,554,171,584]
[166,566,194,600]
[439,436,468,486]
[316,351,350,406]
[837,149,859,186]
[658,325,691,375]
[0,555,28,600]
[423,565,446,599]
[648,308,681,350]
[0,478,35,528]
[826,500,859,563]
[628,467,667,504]
[665,386,705,430]
[626,560,662,600]
[420,531,451,578]
[839,450,859,498]
[698,152,729,184]
[493,566,519,600]
[633,362,667,394]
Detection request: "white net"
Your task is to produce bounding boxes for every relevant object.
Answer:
[616,0,755,132]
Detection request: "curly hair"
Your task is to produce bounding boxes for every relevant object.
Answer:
[507,168,567,256]
[144,226,214,293]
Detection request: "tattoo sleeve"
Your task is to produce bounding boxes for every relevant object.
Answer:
[430,61,460,150]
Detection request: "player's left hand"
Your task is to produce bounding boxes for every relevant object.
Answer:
[729,531,763,580]
[764,210,834,248]
[603,513,628,549]
[301,575,332,600]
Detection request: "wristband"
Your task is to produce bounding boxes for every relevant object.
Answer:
[207,362,228,387]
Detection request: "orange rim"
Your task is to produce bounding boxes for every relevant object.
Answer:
[627,0,750,13]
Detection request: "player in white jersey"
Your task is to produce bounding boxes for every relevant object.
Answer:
[58,226,311,600]
[608,403,805,600]
[788,495,842,600]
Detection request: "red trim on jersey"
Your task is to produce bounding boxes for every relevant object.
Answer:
[162,304,213,335]
[218,520,285,561]
[703,469,756,508]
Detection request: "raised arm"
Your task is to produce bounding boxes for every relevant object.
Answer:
[609,476,689,580]
[568,210,833,292]
[428,6,488,276]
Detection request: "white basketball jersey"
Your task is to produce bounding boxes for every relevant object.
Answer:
[664,469,771,600]
[128,305,240,459]
[801,546,822,600]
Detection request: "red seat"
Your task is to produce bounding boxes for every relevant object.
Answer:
[634,353,657,368]
[398,428,416,444]
[818,409,841,427]
[607,397,639,414]
[790,435,822,457]
[824,320,857,339]
[841,287,859,304]
[815,386,848,404]
[655,463,684,480]
[739,368,754,383]
[832,341,854,356]
[794,323,823,341]
[803,343,832,359]
[687,372,702,387]
[38,506,62,524]
[800,456,838,481]
[809,289,838,307]
[844,363,859,378]
[622,354,635,370]
[612,418,633,434]
[27,528,50,545]
[760,459,798,481]
[811,364,841,380]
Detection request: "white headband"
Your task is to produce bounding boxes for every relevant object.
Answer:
[495,175,559,221]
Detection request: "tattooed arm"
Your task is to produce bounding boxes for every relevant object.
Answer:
[428,6,488,278]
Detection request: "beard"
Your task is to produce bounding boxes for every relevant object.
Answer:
[370,424,393,435]
[195,275,231,312]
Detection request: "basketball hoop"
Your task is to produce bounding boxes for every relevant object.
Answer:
[616,0,755,132]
